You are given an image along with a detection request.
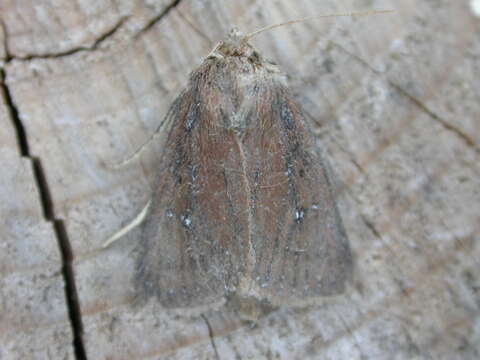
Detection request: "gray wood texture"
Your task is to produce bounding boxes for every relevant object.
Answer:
[0,73,75,358]
[1,0,479,359]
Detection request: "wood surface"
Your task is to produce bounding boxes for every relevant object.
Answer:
[1,0,479,359]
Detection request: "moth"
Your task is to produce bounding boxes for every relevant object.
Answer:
[134,28,352,319]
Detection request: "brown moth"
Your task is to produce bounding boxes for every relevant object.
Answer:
[134,28,352,319]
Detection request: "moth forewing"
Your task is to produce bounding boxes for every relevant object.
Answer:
[134,29,352,318]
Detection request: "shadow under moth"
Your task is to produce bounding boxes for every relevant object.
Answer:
[127,28,353,320]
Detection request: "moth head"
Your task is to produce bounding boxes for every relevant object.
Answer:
[208,28,262,62]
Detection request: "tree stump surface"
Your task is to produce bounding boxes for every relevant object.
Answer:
[1,0,479,359]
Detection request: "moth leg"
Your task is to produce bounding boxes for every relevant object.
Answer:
[102,199,152,248]
[101,130,164,170]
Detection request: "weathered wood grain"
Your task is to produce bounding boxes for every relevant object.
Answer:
[0,81,75,357]
[1,0,479,359]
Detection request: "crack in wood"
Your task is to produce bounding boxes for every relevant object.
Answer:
[134,0,183,38]
[360,214,382,240]
[201,314,221,360]
[0,70,88,360]
[331,41,479,155]
[0,19,11,62]
[389,82,479,154]
[0,69,27,154]
[1,16,127,61]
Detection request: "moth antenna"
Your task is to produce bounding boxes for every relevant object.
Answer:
[101,104,176,170]
[177,10,214,46]
[243,9,394,41]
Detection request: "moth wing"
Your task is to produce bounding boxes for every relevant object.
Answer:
[244,91,352,304]
[135,90,248,309]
